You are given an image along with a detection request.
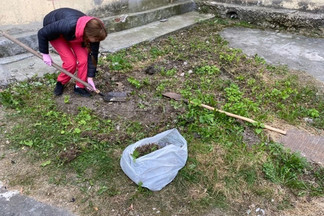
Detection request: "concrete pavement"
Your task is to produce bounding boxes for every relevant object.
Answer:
[220,27,324,83]
[0,181,74,216]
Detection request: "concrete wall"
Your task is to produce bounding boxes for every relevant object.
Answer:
[201,0,324,13]
[0,0,114,25]
[0,0,183,26]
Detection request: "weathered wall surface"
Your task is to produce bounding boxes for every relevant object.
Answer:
[198,0,324,33]
[0,0,184,26]
[0,0,115,25]
[2,0,322,27]
[201,0,324,13]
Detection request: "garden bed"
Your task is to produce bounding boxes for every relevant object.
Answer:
[0,17,323,216]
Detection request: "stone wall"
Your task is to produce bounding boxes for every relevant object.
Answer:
[197,1,324,33]
[199,0,324,13]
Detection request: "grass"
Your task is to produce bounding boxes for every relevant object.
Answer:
[1,17,324,215]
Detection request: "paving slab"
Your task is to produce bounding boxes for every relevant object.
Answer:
[279,129,324,165]
[220,27,324,83]
[0,181,74,216]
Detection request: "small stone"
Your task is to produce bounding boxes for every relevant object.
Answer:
[256,208,265,215]
[111,76,118,81]
[188,70,193,74]
[180,73,185,77]
[145,66,157,75]
[193,132,201,138]
[28,63,35,69]
[103,72,111,81]
[303,117,313,123]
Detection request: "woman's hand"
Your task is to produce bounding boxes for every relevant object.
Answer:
[42,54,52,66]
[87,77,97,91]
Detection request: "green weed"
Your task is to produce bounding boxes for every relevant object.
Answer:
[219,48,242,64]
[195,65,220,75]
[127,77,142,89]
[150,47,164,59]
[105,52,132,71]
[223,83,259,116]
[254,54,267,65]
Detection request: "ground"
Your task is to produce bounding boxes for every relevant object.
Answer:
[1,18,324,216]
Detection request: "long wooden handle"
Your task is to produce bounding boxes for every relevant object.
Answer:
[191,101,287,135]
[1,31,96,91]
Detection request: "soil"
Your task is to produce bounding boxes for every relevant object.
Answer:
[59,144,81,163]
[54,69,180,128]
[134,143,161,158]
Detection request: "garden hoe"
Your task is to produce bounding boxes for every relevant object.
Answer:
[1,31,126,102]
[162,92,287,135]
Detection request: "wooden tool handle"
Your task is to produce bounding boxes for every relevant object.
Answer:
[195,102,287,135]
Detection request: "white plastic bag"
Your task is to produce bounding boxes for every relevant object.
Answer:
[120,128,188,191]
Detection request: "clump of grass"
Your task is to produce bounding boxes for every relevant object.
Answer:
[104,51,132,71]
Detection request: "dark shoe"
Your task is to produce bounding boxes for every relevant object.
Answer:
[74,87,91,97]
[54,82,64,96]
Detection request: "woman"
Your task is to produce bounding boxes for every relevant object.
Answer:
[38,8,107,97]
